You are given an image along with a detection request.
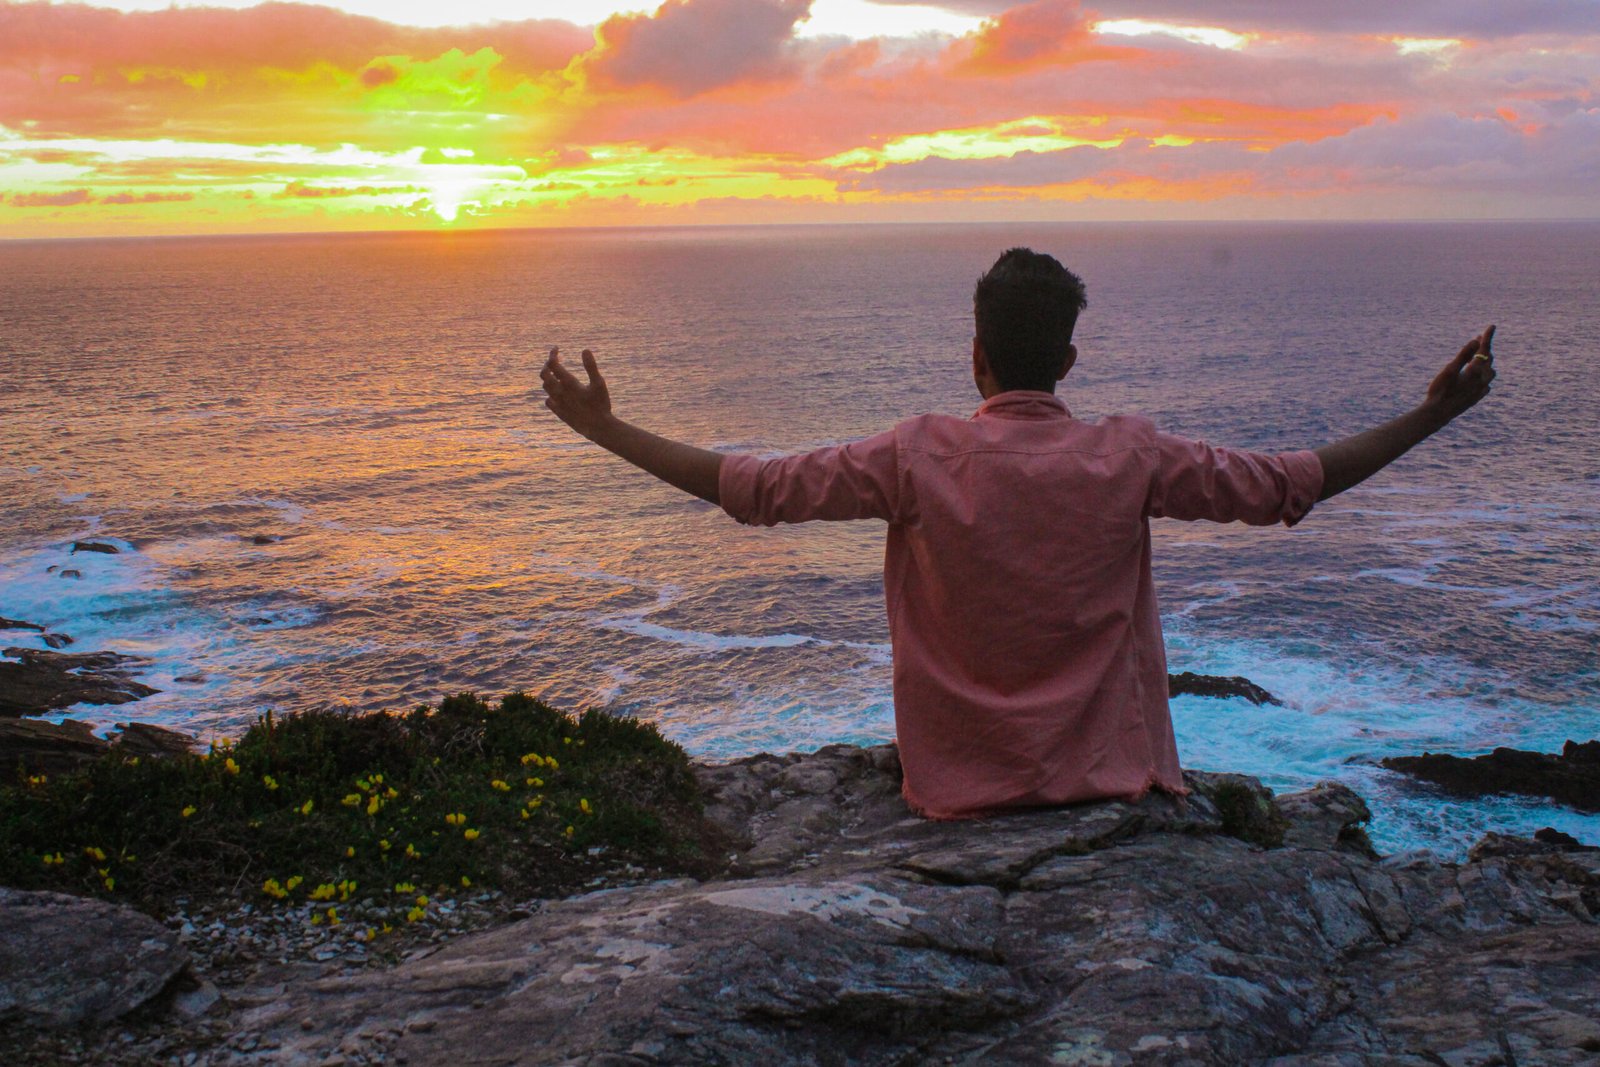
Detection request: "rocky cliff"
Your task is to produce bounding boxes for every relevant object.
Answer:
[46,743,1577,1065]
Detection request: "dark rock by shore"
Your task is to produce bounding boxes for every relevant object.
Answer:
[0,648,159,717]
[0,719,197,775]
[69,541,120,555]
[29,744,1576,1066]
[1383,740,1600,813]
[1167,670,1282,706]
[0,617,75,649]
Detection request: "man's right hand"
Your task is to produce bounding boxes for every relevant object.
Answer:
[1422,325,1497,427]
[1314,325,1500,502]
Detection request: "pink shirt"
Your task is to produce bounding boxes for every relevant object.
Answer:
[719,391,1324,820]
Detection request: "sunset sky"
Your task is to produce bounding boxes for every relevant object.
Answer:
[2,0,1597,237]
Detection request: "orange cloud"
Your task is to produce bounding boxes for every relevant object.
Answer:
[101,190,195,204]
[957,0,1130,73]
[10,188,93,207]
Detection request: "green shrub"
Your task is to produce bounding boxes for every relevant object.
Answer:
[0,693,708,921]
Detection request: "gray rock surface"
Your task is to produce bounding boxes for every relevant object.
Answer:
[0,888,190,1027]
[207,744,1600,1065]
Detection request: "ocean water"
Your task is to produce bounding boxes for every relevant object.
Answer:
[2,221,1597,856]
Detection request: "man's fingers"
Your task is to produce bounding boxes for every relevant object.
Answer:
[1473,324,1496,365]
[580,349,606,389]
[547,356,582,389]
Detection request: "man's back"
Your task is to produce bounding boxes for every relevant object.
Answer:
[720,391,1323,818]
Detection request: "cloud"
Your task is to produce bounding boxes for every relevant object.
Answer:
[278,181,394,198]
[100,190,195,204]
[10,188,93,207]
[957,0,1111,73]
[1082,1,1600,39]
[578,0,814,96]
[0,1,592,142]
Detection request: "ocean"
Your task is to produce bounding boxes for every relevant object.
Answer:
[2,220,1596,855]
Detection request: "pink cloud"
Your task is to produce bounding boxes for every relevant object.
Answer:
[580,0,813,97]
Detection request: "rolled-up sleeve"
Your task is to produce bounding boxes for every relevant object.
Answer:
[719,430,901,526]
[1147,431,1323,528]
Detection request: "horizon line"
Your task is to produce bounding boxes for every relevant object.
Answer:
[6,214,1600,246]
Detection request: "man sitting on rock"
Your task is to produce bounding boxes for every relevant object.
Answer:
[539,247,1497,819]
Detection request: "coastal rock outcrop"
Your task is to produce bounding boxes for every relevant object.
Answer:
[0,718,197,775]
[1383,740,1600,813]
[0,888,190,1027]
[211,745,1600,1066]
[1168,670,1282,706]
[0,647,158,717]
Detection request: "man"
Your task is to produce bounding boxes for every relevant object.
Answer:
[539,247,1496,819]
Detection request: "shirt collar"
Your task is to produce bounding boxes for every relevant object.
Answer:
[974,390,1071,420]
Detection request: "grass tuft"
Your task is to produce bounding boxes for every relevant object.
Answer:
[1,693,709,920]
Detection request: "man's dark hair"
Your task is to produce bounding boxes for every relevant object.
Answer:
[973,248,1088,393]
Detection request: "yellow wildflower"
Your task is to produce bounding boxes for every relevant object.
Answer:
[563,736,572,745]
[309,883,336,901]
[526,777,544,788]
[394,882,415,894]
[85,846,106,862]
[564,825,574,838]
[380,922,393,935]
[406,907,425,923]
[415,895,429,906]
[547,757,559,770]
[262,878,287,899]
[579,798,592,815]
[384,787,398,799]
[326,907,340,927]
[520,753,541,766]
[366,795,381,816]
[310,913,323,926]
[355,778,370,791]
[379,839,391,852]
[460,876,472,888]
[491,779,510,792]
[345,846,355,858]
[26,775,46,786]
[341,794,361,807]
[445,812,465,827]
[372,773,384,784]
[181,806,197,818]
[463,828,480,841]
[224,757,240,775]
[404,843,419,859]
[519,809,530,820]
[300,799,314,815]
[103,876,115,891]
[286,875,304,891]
[263,774,279,790]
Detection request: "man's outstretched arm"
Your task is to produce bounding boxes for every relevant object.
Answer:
[540,347,723,505]
[1313,326,1497,502]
